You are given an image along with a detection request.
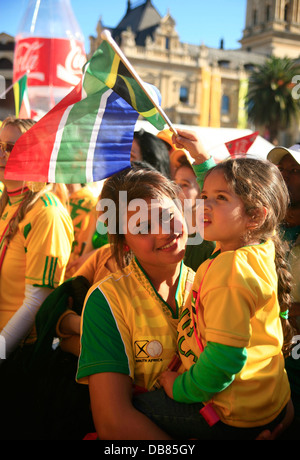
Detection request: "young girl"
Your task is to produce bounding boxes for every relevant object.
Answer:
[134,140,295,439]
[174,160,215,271]
[76,165,196,439]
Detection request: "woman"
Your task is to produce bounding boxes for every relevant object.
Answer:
[76,166,195,439]
[0,117,74,357]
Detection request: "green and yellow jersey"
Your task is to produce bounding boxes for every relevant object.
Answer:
[77,259,195,391]
[0,188,73,330]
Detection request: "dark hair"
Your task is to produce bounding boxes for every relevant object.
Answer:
[206,158,295,356]
[100,166,181,269]
[133,129,171,178]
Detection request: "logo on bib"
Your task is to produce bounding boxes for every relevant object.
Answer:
[135,340,163,361]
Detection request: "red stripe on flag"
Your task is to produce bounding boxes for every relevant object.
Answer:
[4,82,83,183]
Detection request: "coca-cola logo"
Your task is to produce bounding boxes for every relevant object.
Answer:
[13,37,86,88]
[66,42,86,73]
[14,40,44,77]
[57,41,87,86]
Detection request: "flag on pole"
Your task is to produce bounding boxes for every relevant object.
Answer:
[13,74,31,118]
[85,38,166,130]
[4,40,165,184]
[225,132,259,158]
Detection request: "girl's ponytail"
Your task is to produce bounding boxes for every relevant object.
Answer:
[272,232,297,357]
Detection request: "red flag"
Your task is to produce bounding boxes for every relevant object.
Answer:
[225,132,259,158]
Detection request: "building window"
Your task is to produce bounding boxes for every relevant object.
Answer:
[266,5,271,21]
[0,58,13,69]
[284,3,289,21]
[221,95,230,115]
[244,63,255,71]
[253,9,257,25]
[180,86,189,103]
[218,60,230,68]
[166,37,170,50]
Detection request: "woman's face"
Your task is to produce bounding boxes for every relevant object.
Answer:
[278,154,300,205]
[123,196,188,272]
[0,124,22,184]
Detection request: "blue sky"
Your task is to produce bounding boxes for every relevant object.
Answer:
[1,0,247,53]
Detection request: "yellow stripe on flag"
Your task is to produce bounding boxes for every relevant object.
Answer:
[13,82,21,117]
[105,54,120,88]
[120,76,158,119]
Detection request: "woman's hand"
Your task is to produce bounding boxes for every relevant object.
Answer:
[256,398,294,440]
[158,370,179,399]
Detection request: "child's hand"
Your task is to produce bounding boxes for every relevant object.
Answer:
[158,370,179,399]
[172,128,210,164]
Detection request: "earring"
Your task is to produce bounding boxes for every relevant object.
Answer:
[123,244,130,252]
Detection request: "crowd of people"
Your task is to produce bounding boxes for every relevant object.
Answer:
[0,116,299,440]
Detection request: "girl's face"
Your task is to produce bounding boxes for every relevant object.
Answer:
[201,169,252,252]
[0,124,21,184]
[124,196,188,271]
[174,165,200,207]
[130,139,143,162]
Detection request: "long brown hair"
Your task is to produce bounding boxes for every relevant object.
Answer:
[99,164,181,269]
[206,158,295,356]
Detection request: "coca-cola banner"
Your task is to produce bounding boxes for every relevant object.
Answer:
[13,37,86,88]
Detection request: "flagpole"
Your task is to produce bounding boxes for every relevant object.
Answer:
[0,81,15,100]
[0,73,28,100]
[101,29,178,136]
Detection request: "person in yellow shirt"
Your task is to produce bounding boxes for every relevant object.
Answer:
[0,117,73,358]
[133,129,295,440]
[77,165,195,440]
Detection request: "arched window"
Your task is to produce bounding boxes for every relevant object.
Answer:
[244,63,255,71]
[284,2,290,21]
[0,58,13,69]
[266,4,271,21]
[218,60,230,68]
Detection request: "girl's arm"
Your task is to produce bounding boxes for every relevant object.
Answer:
[0,284,52,357]
[160,342,247,403]
[89,372,172,440]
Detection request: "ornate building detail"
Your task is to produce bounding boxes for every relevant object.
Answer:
[241,0,300,58]
[1,1,299,139]
[89,0,268,128]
